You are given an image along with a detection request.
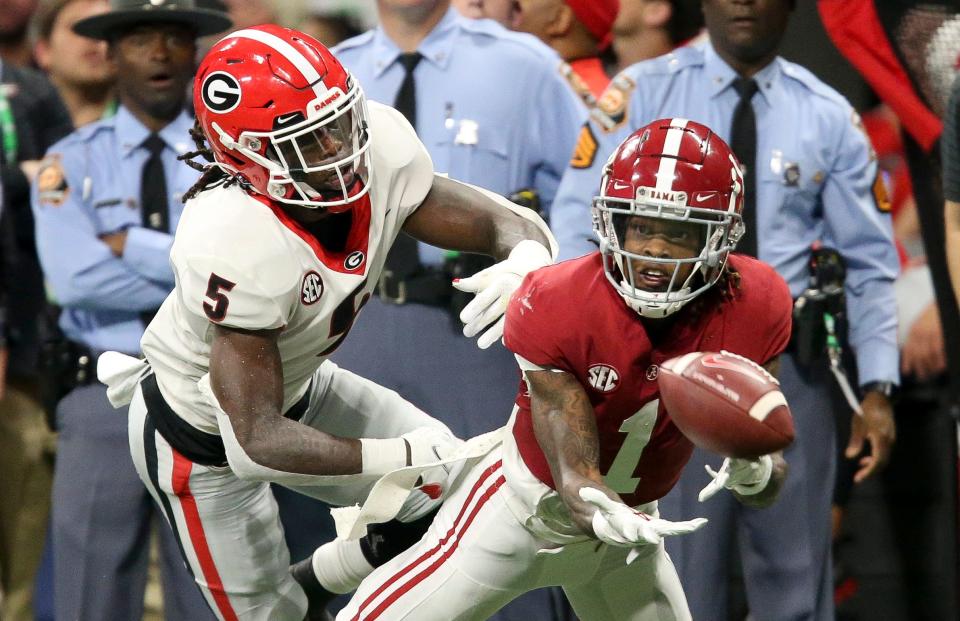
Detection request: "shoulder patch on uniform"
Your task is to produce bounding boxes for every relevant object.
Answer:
[872,173,891,213]
[593,73,635,133]
[559,61,597,109]
[570,124,599,169]
[36,158,69,207]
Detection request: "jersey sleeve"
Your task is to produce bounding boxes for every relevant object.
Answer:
[368,103,435,223]
[502,271,571,371]
[756,277,793,364]
[170,202,300,330]
[723,261,794,366]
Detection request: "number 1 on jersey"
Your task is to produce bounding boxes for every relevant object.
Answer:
[603,400,659,494]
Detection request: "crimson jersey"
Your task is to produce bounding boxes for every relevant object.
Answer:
[503,253,793,507]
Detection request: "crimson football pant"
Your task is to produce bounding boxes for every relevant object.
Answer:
[127,363,453,621]
[338,447,691,621]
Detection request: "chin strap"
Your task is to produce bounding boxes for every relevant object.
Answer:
[618,281,692,318]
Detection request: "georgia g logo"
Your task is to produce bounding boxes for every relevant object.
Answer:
[201,71,241,114]
[301,271,324,305]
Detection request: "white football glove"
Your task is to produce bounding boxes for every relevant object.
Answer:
[452,240,552,349]
[698,455,773,502]
[579,487,708,564]
[401,426,464,467]
[394,427,465,521]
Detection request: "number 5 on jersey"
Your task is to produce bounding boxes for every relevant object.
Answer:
[203,273,236,322]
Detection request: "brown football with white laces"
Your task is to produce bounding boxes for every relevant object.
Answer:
[658,350,794,459]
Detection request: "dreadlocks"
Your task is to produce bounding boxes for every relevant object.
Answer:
[683,263,743,323]
[179,119,242,202]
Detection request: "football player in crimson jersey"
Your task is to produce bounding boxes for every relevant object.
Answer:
[97,25,558,621]
[336,119,791,621]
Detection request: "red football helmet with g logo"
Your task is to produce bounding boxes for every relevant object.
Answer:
[592,118,745,318]
[194,24,371,211]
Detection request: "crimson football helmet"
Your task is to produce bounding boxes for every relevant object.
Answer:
[593,118,745,318]
[194,25,370,211]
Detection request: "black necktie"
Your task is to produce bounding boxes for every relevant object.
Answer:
[140,133,168,326]
[141,133,169,233]
[393,52,423,128]
[382,53,424,296]
[730,78,759,257]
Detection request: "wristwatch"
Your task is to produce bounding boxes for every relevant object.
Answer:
[861,381,896,398]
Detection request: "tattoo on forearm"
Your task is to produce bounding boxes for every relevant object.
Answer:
[558,389,600,467]
[532,371,601,482]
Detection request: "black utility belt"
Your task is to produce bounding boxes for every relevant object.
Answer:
[141,372,311,467]
[376,254,495,316]
[376,266,454,307]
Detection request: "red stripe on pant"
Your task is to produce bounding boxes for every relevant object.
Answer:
[353,459,505,621]
[171,450,239,621]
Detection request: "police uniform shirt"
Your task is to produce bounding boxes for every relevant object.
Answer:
[31,105,196,355]
[334,7,585,266]
[550,41,900,386]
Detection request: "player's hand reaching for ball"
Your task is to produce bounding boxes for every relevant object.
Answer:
[698,453,787,507]
[698,455,773,502]
[453,240,552,349]
[579,487,708,564]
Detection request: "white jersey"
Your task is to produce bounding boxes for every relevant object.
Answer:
[142,102,434,433]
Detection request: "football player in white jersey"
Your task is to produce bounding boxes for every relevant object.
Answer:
[99,25,557,621]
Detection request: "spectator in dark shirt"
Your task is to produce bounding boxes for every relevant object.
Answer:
[0,41,73,621]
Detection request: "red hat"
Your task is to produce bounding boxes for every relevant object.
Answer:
[565,0,619,50]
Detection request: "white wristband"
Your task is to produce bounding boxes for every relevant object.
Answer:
[360,438,408,476]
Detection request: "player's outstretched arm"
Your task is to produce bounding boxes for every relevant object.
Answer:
[207,326,454,484]
[406,175,558,349]
[403,175,552,262]
[526,368,619,534]
[210,324,366,476]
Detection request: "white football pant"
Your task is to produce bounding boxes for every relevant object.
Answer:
[128,361,453,621]
[338,443,692,621]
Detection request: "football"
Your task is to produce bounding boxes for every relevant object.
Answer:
[658,350,794,458]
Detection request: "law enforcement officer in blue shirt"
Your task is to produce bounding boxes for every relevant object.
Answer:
[550,1,898,620]
[30,1,231,619]
[331,0,582,448]
[284,1,583,618]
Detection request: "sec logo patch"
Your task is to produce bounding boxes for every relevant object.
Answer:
[301,271,323,305]
[587,364,620,393]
